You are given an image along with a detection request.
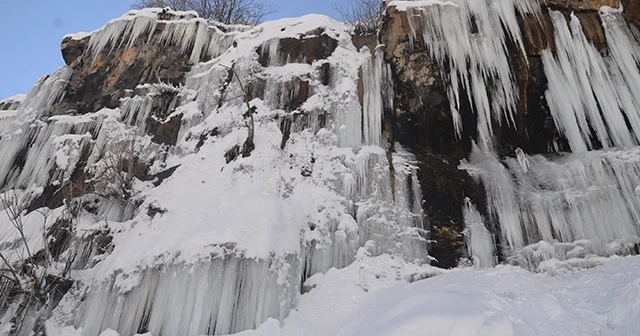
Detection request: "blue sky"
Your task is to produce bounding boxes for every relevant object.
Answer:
[0,1,339,100]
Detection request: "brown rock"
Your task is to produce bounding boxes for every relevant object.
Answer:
[622,0,640,29]
[256,31,338,67]
[546,0,620,11]
[56,20,193,115]
[575,12,608,52]
[61,35,88,68]
[520,13,556,56]
[352,34,377,54]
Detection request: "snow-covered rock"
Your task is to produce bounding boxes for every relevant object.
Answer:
[1,0,640,335]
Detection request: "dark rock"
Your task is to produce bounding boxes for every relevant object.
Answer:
[144,165,181,187]
[225,145,241,163]
[546,0,620,11]
[256,33,338,66]
[60,35,88,68]
[146,113,183,146]
[319,62,331,86]
[195,128,220,151]
[622,0,640,30]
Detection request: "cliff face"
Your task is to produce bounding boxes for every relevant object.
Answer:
[381,0,640,267]
[1,1,640,335]
[0,8,429,336]
[622,0,640,28]
[37,0,638,272]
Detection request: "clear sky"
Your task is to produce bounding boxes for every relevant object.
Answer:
[0,1,339,100]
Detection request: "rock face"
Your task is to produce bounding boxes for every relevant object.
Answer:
[2,2,640,334]
[0,95,24,111]
[58,14,200,116]
[547,0,619,10]
[622,0,640,29]
[381,0,638,267]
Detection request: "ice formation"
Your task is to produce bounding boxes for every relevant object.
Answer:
[2,1,640,335]
[543,10,640,152]
[462,198,496,268]
[78,256,301,336]
[82,8,239,65]
[463,145,640,268]
[399,0,540,148]
[0,10,429,336]
[394,0,640,267]
[0,67,74,188]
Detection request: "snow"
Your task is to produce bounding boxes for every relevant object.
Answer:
[234,255,640,336]
[65,31,91,40]
[14,11,428,336]
[0,94,26,107]
[2,3,639,336]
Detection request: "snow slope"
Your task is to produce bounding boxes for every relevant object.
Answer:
[237,255,640,336]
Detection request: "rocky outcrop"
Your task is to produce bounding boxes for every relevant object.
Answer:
[0,94,25,110]
[57,25,192,116]
[256,30,338,67]
[547,0,619,11]
[622,0,640,29]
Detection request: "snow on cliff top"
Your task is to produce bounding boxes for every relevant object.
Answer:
[0,94,26,104]
[388,0,458,10]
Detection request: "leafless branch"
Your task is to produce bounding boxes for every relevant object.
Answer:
[132,0,278,25]
[333,0,383,35]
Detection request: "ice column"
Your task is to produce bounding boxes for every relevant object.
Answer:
[0,67,74,188]
[464,146,640,258]
[79,256,301,336]
[361,46,384,147]
[462,198,496,268]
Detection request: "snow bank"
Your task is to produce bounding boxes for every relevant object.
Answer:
[238,255,640,336]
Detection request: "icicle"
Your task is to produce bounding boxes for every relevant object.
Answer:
[78,255,301,336]
[86,10,237,66]
[0,67,74,188]
[159,18,217,64]
[87,14,158,64]
[543,10,640,152]
[462,198,496,268]
[462,145,525,254]
[361,46,384,147]
[463,145,640,260]
[260,38,281,67]
[391,145,428,260]
[515,147,529,173]
[0,111,17,136]
[402,0,540,149]
[120,96,154,130]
